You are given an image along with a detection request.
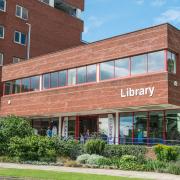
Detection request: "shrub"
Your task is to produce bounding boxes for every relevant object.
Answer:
[144,160,168,172]
[84,139,106,155]
[8,136,57,162]
[104,145,147,161]
[153,144,179,162]
[167,162,180,175]
[0,116,34,155]
[120,155,137,162]
[76,154,91,164]
[55,139,83,160]
[86,154,104,165]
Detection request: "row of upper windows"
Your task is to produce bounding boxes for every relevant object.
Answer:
[0,0,28,20]
[3,50,177,96]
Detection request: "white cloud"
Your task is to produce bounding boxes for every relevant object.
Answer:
[151,0,166,6]
[155,7,180,24]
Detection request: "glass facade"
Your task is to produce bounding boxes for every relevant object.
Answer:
[50,72,58,88]
[100,61,114,80]
[115,58,129,78]
[87,64,96,82]
[59,70,67,87]
[68,69,76,85]
[77,66,86,84]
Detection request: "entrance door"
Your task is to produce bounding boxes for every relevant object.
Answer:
[79,116,98,138]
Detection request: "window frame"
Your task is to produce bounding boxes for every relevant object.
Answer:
[0,25,4,39]
[16,5,28,20]
[14,31,26,45]
[0,0,6,12]
[0,52,3,66]
[167,50,177,74]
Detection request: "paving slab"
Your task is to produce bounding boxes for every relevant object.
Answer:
[0,163,179,180]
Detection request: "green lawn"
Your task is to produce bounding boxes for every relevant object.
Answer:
[0,168,150,180]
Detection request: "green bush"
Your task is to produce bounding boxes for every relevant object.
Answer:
[0,116,34,155]
[153,144,179,162]
[8,136,57,162]
[84,139,106,155]
[167,162,180,175]
[76,154,91,164]
[104,145,147,161]
[144,160,168,172]
[55,139,83,160]
[86,154,104,165]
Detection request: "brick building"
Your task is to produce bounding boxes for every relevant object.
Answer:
[1,23,180,145]
[0,0,180,144]
[0,0,84,65]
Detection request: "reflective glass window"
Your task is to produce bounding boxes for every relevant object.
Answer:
[59,70,67,87]
[77,66,86,84]
[87,64,96,82]
[21,78,30,92]
[43,74,50,89]
[168,51,176,74]
[100,61,114,80]
[68,69,76,85]
[0,0,6,11]
[12,80,21,94]
[31,76,40,91]
[115,58,129,77]
[50,72,58,88]
[131,54,147,75]
[4,81,12,95]
[148,51,165,72]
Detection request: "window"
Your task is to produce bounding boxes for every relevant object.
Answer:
[87,64,96,82]
[77,66,86,84]
[4,81,12,95]
[68,69,76,86]
[40,0,50,5]
[168,51,176,74]
[115,58,129,77]
[12,80,21,94]
[0,0,6,12]
[21,78,30,92]
[131,54,147,75]
[16,5,28,20]
[50,72,58,88]
[100,61,114,80]
[13,57,22,64]
[31,76,40,91]
[59,70,67,87]
[43,74,50,89]
[148,51,165,72]
[0,53,3,66]
[14,31,26,45]
[0,25,4,39]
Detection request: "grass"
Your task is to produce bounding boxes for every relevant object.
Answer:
[0,168,150,180]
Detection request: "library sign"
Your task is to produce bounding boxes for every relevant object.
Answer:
[120,87,155,98]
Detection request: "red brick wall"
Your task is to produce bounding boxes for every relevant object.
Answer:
[168,25,180,106]
[64,0,84,10]
[0,0,83,65]
[2,24,168,81]
[0,73,168,116]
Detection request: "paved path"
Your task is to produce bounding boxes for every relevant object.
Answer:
[0,163,179,180]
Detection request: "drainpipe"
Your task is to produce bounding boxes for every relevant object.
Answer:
[26,23,31,60]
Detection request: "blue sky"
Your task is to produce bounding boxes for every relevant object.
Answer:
[82,0,180,42]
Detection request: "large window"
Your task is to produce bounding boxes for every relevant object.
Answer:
[12,80,21,94]
[0,25,4,39]
[50,72,58,88]
[43,74,50,89]
[4,81,12,95]
[59,70,67,87]
[68,69,76,85]
[21,78,30,92]
[0,53,3,66]
[120,113,133,144]
[115,58,129,77]
[166,110,180,144]
[31,76,40,91]
[168,51,176,74]
[134,112,148,144]
[77,66,86,84]
[149,111,163,144]
[100,61,114,80]
[131,54,147,75]
[0,0,6,12]
[148,51,165,72]
[87,64,96,82]
[16,5,28,20]
[14,31,26,45]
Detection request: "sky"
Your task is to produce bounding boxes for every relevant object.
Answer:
[81,0,180,42]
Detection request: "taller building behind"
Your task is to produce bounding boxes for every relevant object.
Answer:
[0,0,84,65]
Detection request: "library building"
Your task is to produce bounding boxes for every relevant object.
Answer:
[1,23,180,145]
